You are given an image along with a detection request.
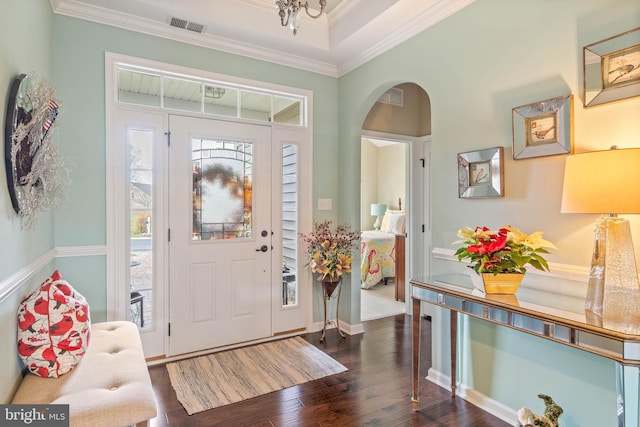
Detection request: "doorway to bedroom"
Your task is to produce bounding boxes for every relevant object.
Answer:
[360,137,408,321]
[359,82,431,321]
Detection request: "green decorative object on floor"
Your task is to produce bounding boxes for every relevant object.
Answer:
[517,394,564,427]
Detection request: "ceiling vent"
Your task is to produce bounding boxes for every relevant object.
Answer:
[168,16,205,33]
[377,87,404,107]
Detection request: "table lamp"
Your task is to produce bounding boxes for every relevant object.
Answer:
[561,147,640,330]
[370,203,387,230]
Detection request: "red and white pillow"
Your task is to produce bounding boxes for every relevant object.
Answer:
[17,270,91,378]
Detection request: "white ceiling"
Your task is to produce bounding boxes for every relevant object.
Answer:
[50,0,475,77]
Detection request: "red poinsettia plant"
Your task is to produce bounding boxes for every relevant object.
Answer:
[454,225,557,275]
[299,220,360,282]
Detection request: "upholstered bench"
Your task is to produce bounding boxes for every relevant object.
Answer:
[12,321,157,427]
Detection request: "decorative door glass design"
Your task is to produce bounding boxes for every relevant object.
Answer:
[192,139,253,240]
[282,144,298,306]
[129,129,154,329]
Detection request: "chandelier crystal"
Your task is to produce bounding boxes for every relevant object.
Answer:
[275,0,326,35]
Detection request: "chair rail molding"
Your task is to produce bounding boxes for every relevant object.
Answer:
[0,249,56,303]
[432,247,590,283]
[0,245,107,303]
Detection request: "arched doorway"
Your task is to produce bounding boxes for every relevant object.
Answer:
[358,82,432,322]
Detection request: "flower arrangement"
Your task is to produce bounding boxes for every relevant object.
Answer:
[299,220,360,282]
[454,225,557,275]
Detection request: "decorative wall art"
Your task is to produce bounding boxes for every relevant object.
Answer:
[4,74,69,229]
[584,27,640,107]
[512,95,573,160]
[457,147,504,198]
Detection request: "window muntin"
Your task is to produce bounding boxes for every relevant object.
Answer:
[116,67,306,126]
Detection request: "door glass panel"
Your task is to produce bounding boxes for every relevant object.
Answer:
[118,70,161,107]
[204,85,238,117]
[129,130,154,329]
[282,144,298,306]
[274,96,302,125]
[163,76,201,112]
[240,91,271,121]
[192,139,253,240]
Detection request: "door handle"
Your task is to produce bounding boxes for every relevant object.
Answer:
[256,245,269,252]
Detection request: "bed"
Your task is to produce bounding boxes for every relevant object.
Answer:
[360,210,406,297]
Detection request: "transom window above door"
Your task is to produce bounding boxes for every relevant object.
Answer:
[116,67,306,126]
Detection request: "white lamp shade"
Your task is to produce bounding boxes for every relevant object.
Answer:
[561,148,640,214]
[370,203,387,216]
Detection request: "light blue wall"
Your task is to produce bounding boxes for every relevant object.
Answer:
[49,15,340,318]
[0,4,54,277]
[2,1,640,423]
[337,0,640,425]
[0,0,55,404]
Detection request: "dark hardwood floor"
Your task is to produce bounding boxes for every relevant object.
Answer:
[148,314,511,426]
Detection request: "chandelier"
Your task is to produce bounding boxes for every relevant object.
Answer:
[275,0,326,35]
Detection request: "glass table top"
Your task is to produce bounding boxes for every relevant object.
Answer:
[411,273,640,338]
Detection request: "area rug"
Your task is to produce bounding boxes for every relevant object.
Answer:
[166,336,348,415]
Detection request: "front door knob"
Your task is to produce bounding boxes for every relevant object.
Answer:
[256,245,268,252]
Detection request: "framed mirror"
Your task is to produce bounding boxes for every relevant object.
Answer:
[4,74,32,214]
[512,95,573,160]
[458,147,504,198]
[584,27,640,107]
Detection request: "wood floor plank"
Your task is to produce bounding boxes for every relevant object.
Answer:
[148,314,511,426]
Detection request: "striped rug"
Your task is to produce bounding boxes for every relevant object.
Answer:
[166,336,348,415]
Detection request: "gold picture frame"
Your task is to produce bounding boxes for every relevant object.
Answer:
[584,27,640,107]
[458,147,504,198]
[512,95,573,160]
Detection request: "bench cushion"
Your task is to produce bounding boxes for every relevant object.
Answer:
[12,321,157,427]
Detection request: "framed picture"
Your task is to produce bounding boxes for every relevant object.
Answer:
[584,27,640,107]
[458,147,504,198]
[512,95,573,160]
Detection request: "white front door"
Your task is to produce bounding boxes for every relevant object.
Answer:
[168,115,272,356]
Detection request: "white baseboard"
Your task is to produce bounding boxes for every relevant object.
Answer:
[310,320,365,336]
[426,367,517,425]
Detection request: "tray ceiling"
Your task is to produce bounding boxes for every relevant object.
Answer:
[50,0,475,77]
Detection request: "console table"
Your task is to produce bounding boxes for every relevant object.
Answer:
[411,273,640,427]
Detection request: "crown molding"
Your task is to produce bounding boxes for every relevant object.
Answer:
[51,0,339,76]
[336,0,475,75]
[51,0,474,77]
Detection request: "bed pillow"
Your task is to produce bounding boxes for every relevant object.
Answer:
[384,212,406,235]
[380,209,402,232]
[17,270,91,378]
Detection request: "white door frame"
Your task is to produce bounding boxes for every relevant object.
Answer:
[105,52,313,358]
[360,130,431,315]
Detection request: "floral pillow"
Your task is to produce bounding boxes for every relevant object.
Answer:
[17,270,91,378]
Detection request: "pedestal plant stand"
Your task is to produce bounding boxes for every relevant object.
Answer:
[320,278,346,342]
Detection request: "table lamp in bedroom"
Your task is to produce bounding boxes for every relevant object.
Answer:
[371,203,387,230]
